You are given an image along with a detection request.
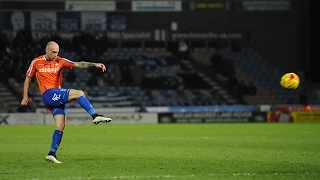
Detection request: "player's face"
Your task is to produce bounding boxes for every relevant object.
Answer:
[46,46,59,60]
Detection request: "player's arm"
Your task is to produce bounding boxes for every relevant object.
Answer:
[21,76,32,105]
[73,61,106,72]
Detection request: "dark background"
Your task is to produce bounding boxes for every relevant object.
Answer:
[0,0,308,74]
[307,0,316,83]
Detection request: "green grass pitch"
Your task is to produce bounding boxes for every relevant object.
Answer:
[0,123,319,180]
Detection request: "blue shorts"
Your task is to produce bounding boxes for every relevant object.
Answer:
[42,88,70,116]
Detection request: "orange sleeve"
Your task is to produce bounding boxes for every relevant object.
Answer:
[26,59,37,77]
[60,57,74,69]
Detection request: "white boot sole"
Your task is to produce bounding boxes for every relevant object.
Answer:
[93,116,112,124]
[46,155,62,163]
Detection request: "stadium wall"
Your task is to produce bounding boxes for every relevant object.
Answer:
[1,105,319,125]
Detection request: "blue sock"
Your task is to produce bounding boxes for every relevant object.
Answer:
[77,95,97,116]
[50,130,63,153]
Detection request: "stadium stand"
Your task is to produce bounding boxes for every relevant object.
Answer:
[1,31,245,111]
[1,30,303,111]
[190,45,303,105]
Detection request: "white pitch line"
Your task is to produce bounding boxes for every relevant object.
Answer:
[27,174,196,180]
[25,171,317,180]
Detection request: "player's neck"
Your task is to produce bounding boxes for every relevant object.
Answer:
[44,55,52,61]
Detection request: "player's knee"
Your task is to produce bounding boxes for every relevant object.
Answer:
[56,123,65,132]
[54,115,66,131]
[78,90,85,97]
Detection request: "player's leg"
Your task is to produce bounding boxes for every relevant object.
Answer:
[45,106,66,163]
[68,89,112,124]
[68,89,96,115]
[41,89,68,163]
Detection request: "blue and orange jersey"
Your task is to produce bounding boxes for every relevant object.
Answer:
[26,55,74,95]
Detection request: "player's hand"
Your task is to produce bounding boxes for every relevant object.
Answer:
[95,63,107,72]
[21,97,28,106]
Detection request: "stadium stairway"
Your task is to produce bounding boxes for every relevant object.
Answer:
[189,48,244,104]
[182,60,238,104]
[0,82,20,108]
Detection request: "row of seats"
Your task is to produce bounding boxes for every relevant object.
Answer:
[227,47,303,104]
[3,29,306,108]
[190,47,303,104]
[25,48,228,108]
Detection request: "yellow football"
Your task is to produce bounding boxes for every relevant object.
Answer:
[280,73,300,90]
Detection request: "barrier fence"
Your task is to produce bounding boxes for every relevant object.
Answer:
[0,111,318,125]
